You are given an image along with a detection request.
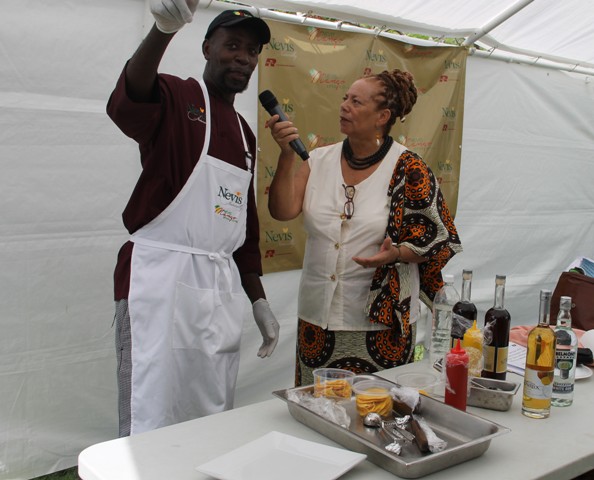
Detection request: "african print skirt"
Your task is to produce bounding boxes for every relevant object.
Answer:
[295,318,416,387]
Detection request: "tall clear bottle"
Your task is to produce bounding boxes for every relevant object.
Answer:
[482,275,511,380]
[451,269,478,347]
[430,274,460,366]
[552,296,578,407]
[522,290,556,419]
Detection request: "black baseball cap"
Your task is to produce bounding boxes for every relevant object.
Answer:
[205,9,271,46]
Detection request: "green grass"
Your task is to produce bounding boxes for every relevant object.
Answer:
[33,467,78,480]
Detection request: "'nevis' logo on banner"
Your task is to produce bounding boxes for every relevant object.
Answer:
[366,49,387,67]
[265,228,294,243]
[267,37,296,57]
[442,107,456,118]
[444,59,461,70]
[437,159,453,172]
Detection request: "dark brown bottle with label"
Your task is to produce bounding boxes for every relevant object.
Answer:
[451,270,478,347]
[482,275,511,380]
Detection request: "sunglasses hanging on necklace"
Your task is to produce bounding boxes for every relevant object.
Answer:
[341,183,355,220]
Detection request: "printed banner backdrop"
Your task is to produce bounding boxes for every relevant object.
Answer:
[258,20,467,273]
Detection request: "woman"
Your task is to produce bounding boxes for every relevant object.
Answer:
[267,69,462,386]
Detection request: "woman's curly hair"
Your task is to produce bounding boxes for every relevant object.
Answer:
[369,69,418,134]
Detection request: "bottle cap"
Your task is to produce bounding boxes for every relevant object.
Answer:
[447,339,469,364]
[539,289,552,300]
[560,296,572,310]
[451,339,465,354]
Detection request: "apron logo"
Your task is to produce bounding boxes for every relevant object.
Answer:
[217,186,244,205]
[214,187,244,223]
[214,205,238,223]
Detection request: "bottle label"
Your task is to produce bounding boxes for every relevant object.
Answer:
[555,350,576,380]
[483,345,508,374]
[553,381,574,394]
[524,367,554,399]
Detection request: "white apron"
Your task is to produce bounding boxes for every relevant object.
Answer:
[127,80,253,434]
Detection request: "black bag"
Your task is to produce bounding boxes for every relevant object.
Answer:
[550,271,594,330]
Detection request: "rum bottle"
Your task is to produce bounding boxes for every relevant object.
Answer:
[482,275,511,380]
[522,290,556,419]
[451,269,477,347]
[552,296,577,407]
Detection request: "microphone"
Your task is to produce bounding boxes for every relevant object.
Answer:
[259,90,309,160]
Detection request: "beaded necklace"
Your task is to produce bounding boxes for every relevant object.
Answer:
[342,135,394,170]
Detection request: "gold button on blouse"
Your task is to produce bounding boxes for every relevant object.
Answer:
[330,274,336,281]
[334,243,340,250]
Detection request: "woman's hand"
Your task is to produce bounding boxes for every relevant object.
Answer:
[266,114,300,156]
[353,238,427,268]
[352,238,398,268]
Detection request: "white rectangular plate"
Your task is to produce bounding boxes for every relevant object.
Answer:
[196,431,366,480]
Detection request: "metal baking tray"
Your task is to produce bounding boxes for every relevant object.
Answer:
[273,380,510,478]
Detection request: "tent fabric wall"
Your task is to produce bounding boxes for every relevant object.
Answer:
[1,1,593,478]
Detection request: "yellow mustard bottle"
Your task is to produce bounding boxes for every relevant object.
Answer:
[462,320,483,377]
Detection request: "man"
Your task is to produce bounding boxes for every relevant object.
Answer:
[107,0,279,436]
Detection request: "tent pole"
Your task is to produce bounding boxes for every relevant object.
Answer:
[462,0,535,47]
[469,48,594,77]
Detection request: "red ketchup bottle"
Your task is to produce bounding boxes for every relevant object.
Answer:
[445,339,469,411]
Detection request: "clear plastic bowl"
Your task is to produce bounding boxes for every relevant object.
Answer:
[312,368,355,399]
[352,379,394,417]
[395,371,440,395]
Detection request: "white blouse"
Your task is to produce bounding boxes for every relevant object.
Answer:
[298,140,411,331]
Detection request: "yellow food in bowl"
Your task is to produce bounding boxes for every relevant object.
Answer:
[314,378,352,399]
[355,387,393,417]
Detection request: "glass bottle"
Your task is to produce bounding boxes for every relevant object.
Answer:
[429,274,460,367]
[482,275,511,380]
[522,290,556,419]
[451,269,478,347]
[552,296,578,407]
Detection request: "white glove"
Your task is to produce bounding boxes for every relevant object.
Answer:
[150,0,199,34]
[252,298,280,358]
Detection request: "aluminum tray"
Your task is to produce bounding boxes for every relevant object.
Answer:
[273,380,510,478]
[467,377,520,411]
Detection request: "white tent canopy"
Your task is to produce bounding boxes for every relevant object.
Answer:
[249,0,594,75]
[1,1,593,478]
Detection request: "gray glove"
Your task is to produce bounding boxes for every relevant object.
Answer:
[252,298,280,358]
[150,0,199,34]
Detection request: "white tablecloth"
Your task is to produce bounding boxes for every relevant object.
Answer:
[79,361,594,480]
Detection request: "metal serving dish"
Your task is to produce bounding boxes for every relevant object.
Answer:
[467,377,520,411]
[273,380,510,479]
